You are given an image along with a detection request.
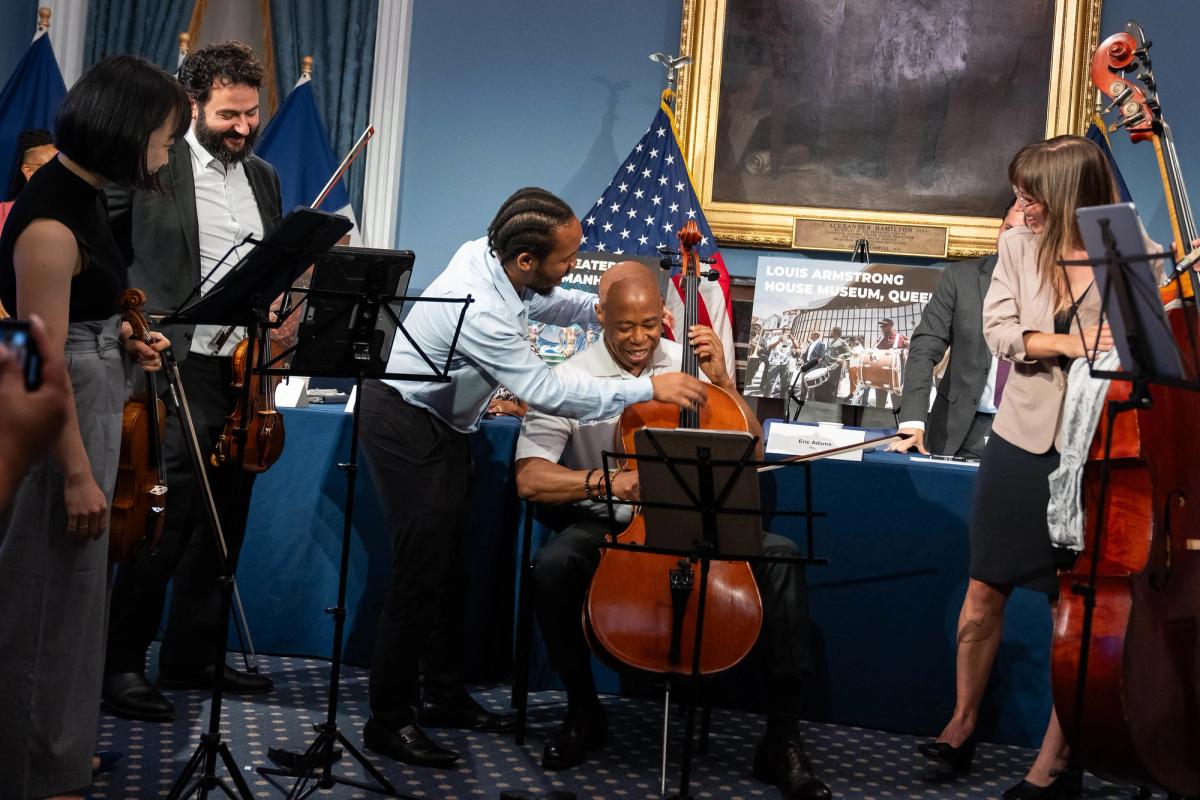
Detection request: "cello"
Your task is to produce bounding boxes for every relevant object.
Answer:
[584,220,763,676]
[109,288,168,562]
[1050,22,1200,795]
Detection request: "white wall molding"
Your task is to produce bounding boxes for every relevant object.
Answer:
[360,0,414,249]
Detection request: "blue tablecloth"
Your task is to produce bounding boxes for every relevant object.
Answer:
[234,404,521,678]
[235,412,1053,747]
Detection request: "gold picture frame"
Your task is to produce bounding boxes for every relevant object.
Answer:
[675,0,1104,257]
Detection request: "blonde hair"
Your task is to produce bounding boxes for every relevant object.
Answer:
[1008,135,1119,311]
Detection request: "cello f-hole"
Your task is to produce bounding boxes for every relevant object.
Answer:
[1151,491,1185,591]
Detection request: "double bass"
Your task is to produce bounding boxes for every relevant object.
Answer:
[1050,22,1200,795]
[109,289,168,563]
[584,220,763,676]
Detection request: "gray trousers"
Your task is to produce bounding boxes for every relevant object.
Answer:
[0,318,127,798]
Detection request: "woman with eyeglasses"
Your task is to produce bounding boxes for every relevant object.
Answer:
[915,135,1138,800]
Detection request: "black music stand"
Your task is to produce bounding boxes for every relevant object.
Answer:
[1057,208,1200,778]
[158,207,353,800]
[251,247,473,799]
[595,429,827,800]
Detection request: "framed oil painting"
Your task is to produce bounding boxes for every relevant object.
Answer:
[675,0,1104,257]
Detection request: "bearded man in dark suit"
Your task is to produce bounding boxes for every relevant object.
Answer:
[101,41,282,722]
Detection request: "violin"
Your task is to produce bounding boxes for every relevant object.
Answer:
[211,333,286,472]
[109,288,168,563]
[584,220,762,676]
[1051,22,1200,795]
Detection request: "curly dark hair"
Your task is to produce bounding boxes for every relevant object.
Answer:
[177,40,263,104]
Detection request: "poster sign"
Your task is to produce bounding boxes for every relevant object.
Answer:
[744,256,942,410]
[530,252,663,364]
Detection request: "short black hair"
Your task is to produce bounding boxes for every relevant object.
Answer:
[177,41,264,105]
[56,56,189,191]
[487,187,576,264]
[1003,195,1019,216]
[7,129,54,196]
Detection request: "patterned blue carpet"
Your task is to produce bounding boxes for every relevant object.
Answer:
[89,653,1157,799]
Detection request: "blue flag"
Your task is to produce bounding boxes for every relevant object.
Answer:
[0,34,66,200]
[255,79,352,217]
[1086,116,1133,203]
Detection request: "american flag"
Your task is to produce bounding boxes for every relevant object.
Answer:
[580,91,735,376]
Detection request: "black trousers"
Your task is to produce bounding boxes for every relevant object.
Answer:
[357,380,469,728]
[106,353,257,674]
[531,514,813,719]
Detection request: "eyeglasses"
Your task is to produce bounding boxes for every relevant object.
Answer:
[1012,188,1043,209]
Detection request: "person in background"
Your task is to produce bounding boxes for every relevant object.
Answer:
[0,130,58,318]
[916,136,1128,800]
[891,198,1025,458]
[0,55,180,800]
[813,325,849,402]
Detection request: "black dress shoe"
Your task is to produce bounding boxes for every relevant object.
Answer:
[418,694,515,733]
[541,705,607,771]
[1002,769,1083,800]
[101,672,175,722]
[266,745,343,773]
[917,735,977,774]
[753,728,833,800]
[362,717,460,768]
[158,663,273,694]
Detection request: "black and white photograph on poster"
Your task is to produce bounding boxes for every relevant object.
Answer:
[529,252,664,365]
[745,256,941,410]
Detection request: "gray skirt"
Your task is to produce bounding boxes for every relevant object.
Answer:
[0,317,129,798]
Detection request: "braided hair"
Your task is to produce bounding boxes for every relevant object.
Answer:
[487,187,575,264]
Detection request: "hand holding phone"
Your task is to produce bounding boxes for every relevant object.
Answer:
[0,316,70,507]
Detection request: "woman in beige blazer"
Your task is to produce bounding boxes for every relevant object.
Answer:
[917,136,1123,800]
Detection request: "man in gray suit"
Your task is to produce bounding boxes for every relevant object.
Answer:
[102,41,282,722]
[891,199,1023,458]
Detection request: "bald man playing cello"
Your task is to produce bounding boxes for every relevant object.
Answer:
[514,262,830,799]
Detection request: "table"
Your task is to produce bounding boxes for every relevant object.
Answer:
[233,404,521,678]
[234,411,1054,747]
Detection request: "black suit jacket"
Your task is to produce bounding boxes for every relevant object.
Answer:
[107,138,283,360]
[896,253,997,455]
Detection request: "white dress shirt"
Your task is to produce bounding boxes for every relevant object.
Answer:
[899,355,999,432]
[185,126,265,356]
[382,237,653,433]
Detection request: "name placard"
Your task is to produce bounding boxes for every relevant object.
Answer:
[765,422,868,462]
[792,218,949,258]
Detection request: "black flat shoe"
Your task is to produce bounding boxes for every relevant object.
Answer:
[362,717,460,768]
[541,705,607,771]
[1002,768,1083,800]
[266,745,343,773]
[158,663,273,694]
[753,727,833,800]
[917,735,977,774]
[101,672,174,722]
[418,694,515,733]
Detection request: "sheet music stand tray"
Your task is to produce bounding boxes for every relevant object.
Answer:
[594,428,827,800]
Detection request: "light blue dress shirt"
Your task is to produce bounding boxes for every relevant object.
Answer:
[382,237,654,432]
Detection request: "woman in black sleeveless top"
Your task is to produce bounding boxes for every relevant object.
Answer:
[0,56,187,799]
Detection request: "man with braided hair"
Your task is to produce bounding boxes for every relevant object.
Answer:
[357,187,707,767]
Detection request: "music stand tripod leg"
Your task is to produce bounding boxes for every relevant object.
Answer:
[256,372,410,799]
[159,351,254,800]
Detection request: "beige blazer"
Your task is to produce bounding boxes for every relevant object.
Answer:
[982,226,1102,454]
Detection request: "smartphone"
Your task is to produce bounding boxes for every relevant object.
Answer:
[0,319,43,391]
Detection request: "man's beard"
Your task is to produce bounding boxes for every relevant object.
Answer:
[195,111,258,166]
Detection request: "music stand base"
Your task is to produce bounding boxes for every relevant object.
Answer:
[166,733,254,800]
[257,721,412,799]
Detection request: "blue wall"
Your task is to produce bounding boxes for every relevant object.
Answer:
[394,0,1200,289]
[0,0,39,89]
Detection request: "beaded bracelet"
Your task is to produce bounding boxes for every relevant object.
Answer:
[583,468,598,501]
